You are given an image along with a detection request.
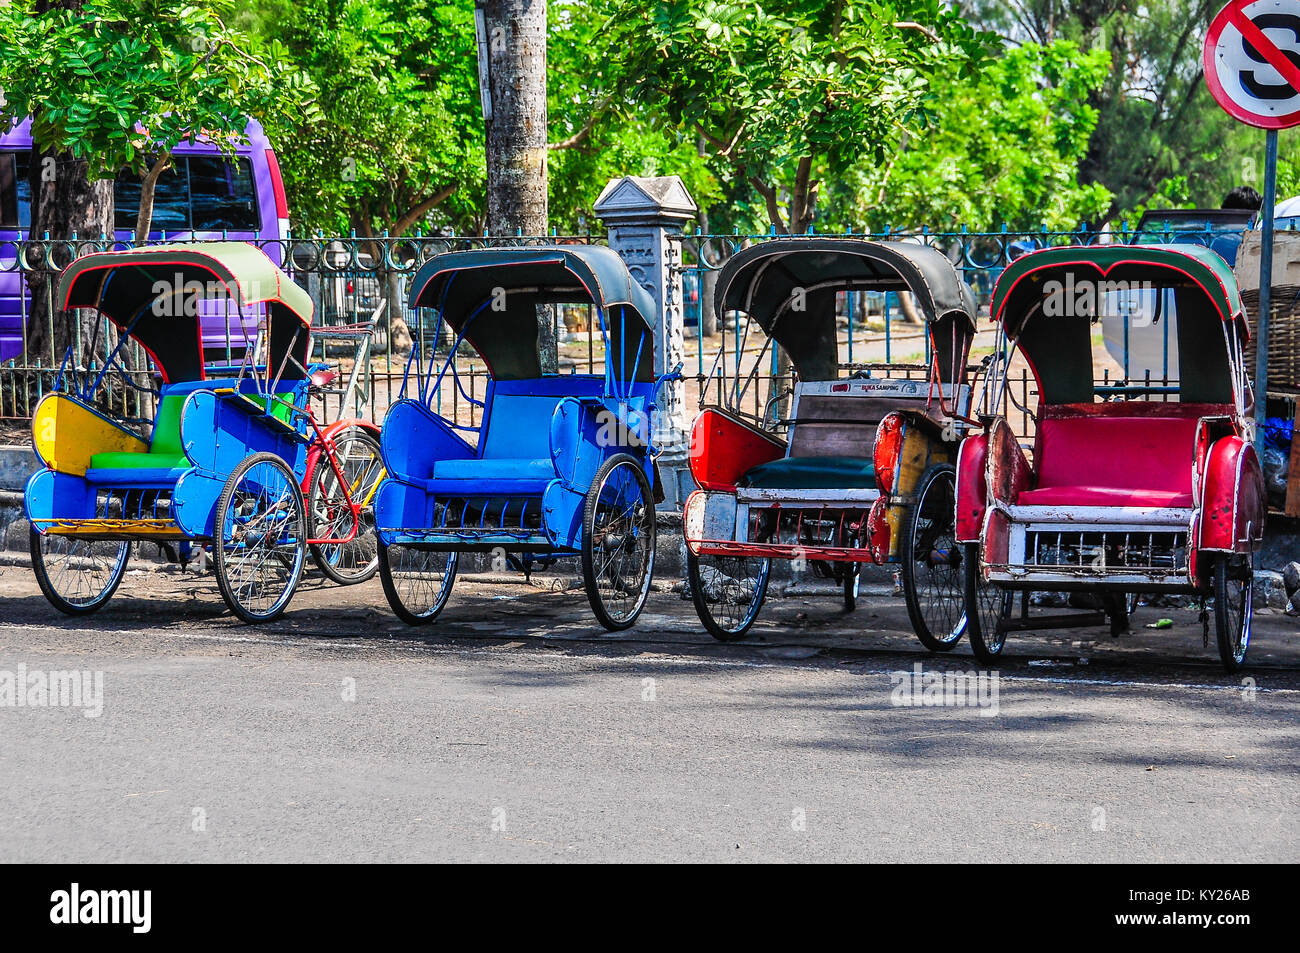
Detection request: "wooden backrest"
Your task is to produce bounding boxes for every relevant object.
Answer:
[787,380,967,459]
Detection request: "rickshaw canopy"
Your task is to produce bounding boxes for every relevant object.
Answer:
[714,238,979,383]
[409,245,657,383]
[990,245,1247,405]
[58,242,313,384]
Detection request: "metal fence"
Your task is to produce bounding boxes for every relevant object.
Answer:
[0,225,1215,439]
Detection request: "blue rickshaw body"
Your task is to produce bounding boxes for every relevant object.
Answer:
[374,243,669,633]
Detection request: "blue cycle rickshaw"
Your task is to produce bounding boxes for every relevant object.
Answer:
[26,243,380,623]
[374,245,673,630]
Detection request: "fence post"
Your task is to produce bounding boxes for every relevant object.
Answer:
[595,175,698,507]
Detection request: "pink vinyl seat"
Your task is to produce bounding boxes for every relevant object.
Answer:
[1016,408,1197,509]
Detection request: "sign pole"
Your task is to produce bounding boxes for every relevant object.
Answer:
[1256,127,1278,457]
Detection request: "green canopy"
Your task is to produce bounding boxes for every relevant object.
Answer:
[58,242,313,383]
[991,244,1244,336]
[989,244,1247,405]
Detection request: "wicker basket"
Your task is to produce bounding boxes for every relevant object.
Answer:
[1241,285,1300,396]
[1235,230,1300,396]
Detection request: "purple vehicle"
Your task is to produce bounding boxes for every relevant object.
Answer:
[0,117,291,363]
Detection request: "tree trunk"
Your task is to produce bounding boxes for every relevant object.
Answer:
[133,154,173,245]
[24,148,114,364]
[480,0,553,371]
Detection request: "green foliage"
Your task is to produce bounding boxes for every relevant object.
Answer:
[248,0,482,237]
[964,1,1263,223]
[0,0,314,180]
[547,1,722,233]
[606,0,992,232]
[823,40,1112,231]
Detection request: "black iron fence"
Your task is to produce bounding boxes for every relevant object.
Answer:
[0,226,1211,436]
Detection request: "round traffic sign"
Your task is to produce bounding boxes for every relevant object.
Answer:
[1205,0,1300,128]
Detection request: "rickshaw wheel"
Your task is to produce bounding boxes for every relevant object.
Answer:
[842,558,860,612]
[582,454,656,631]
[29,528,130,615]
[306,427,383,585]
[377,543,458,625]
[687,551,771,642]
[213,453,308,624]
[901,465,965,652]
[962,543,1012,664]
[1214,558,1253,672]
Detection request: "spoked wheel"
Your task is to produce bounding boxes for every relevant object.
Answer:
[307,427,383,585]
[901,465,965,651]
[687,551,771,642]
[29,528,130,615]
[1214,558,1253,672]
[582,453,656,631]
[213,453,308,624]
[378,542,458,625]
[962,542,1012,664]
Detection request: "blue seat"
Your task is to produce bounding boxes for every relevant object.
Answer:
[83,466,190,486]
[433,457,554,482]
[420,391,564,497]
[424,456,556,496]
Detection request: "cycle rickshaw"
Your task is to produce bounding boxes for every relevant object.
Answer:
[682,238,979,646]
[373,245,673,630]
[955,244,1263,671]
[25,242,383,623]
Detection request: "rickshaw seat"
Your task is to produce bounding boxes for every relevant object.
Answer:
[1026,409,1196,509]
[739,455,877,490]
[1017,485,1193,508]
[432,457,554,484]
[86,393,189,475]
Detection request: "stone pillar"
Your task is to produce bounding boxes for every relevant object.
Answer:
[594,176,697,506]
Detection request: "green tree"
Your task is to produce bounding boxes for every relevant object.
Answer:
[247,0,483,238]
[607,0,991,234]
[964,1,1262,223]
[0,0,312,358]
[546,0,721,232]
[822,40,1113,231]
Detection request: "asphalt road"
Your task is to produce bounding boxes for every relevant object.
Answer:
[1,562,1297,862]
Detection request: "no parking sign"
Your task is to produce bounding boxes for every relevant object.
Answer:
[1205,0,1300,128]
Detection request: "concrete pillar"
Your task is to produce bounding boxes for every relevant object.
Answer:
[594,176,697,506]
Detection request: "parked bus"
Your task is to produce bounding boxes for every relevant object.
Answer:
[0,117,290,363]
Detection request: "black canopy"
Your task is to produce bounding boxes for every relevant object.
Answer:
[409,245,657,382]
[715,238,978,382]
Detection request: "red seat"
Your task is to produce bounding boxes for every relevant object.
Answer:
[1028,407,1197,509]
[1017,485,1192,508]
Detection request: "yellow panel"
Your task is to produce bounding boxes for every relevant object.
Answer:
[884,502,906,563]
[35,518,185,540]
[32,394,149,477]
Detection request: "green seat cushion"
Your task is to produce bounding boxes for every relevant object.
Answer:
[739,455,877,490]
[88,450,189,471]
[150,394,186,455]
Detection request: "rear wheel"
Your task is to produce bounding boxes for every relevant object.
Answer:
[378,542,458,625]
[29,528,129,615]
[582,454,656,631]
[214,453,307,624]
[963,542,1011,664]
[842,558,860,611]
[901,465,965,651]
[307,427,383,585]
[687,551,771,642]
[1214,558,1252,672]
